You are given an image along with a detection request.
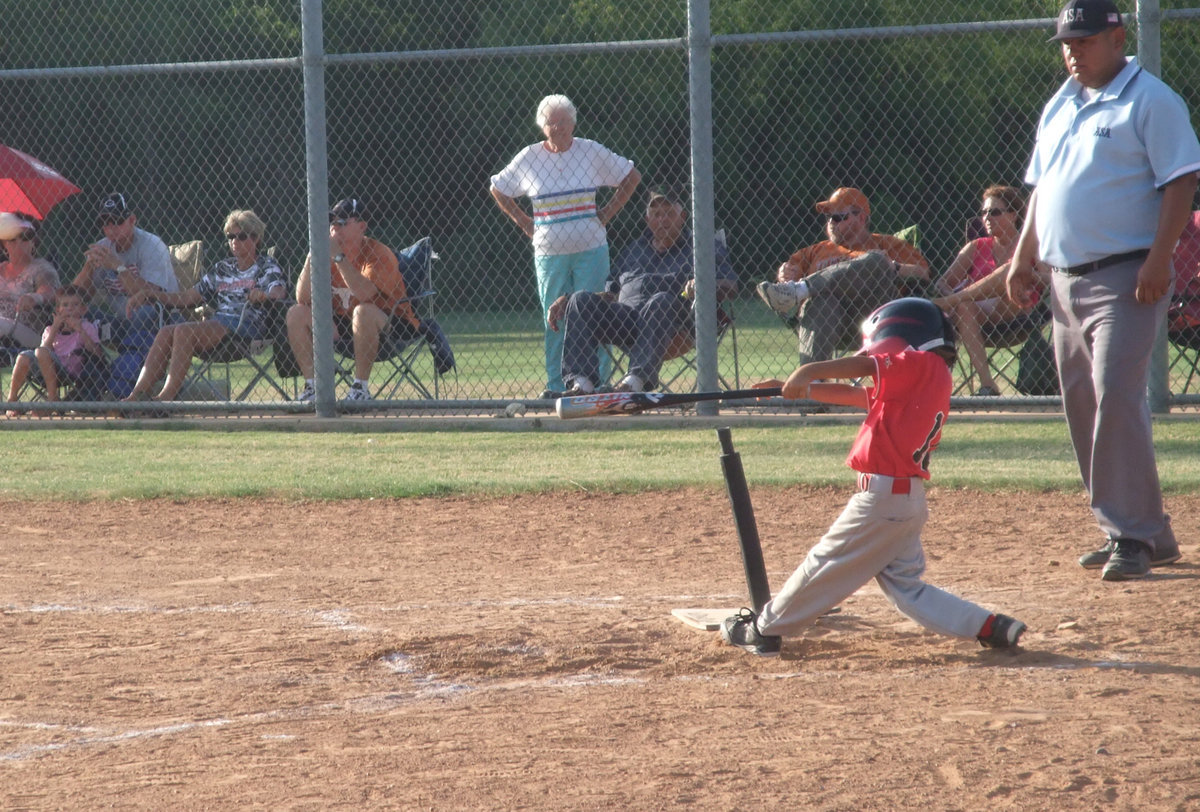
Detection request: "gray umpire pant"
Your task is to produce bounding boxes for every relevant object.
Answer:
[757,477,992,640]
[1050,259,1178,554]
[795,252,900,364]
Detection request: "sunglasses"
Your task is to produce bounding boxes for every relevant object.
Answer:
[981,208,1012,218]
[225,231,253,241]
[3,230,34,242]
[826,211,857,223]
[98,215,129,226]
[329,215,360,226]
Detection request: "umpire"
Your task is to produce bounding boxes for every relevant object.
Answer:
[1008,0,1200,580]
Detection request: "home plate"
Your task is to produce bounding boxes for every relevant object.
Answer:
[671,608,736,631]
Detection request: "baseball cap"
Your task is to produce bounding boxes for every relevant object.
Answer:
[648,184,688,209]
[98,192,132,223]
[814,187,870,216]
[1050,0,1124,41]
[330,197,366,221]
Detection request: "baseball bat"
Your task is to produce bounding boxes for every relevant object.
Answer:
[717,426,772,614]
[555,386,782,419]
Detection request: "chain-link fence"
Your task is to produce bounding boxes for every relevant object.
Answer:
[2,0,1199,418]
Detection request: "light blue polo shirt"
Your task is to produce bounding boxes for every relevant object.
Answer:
[1026,57,1200,268]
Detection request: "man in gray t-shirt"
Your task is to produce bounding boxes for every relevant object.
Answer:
[73,192,178,347]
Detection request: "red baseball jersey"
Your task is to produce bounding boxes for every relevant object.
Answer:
[846,349,951,480]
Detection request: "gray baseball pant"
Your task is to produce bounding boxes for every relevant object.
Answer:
[756,477,992,640]
[1049,259,1178,554]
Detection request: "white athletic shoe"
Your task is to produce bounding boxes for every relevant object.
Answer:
[756,280,809,316]
[343,382,370,401]
[561,377,596,397]
[614,374,644,393]
[297,382,316,402]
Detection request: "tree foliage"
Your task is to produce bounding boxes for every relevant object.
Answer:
[1,1,1196,298]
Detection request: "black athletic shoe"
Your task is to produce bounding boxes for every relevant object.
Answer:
[977,613,1026,648]
[720,608,781,656]
[1080,539,1182,569]
[1078,540,1117,569]
[1101,539,1152,581]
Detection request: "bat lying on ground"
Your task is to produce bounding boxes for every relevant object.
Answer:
[555,387,783,419]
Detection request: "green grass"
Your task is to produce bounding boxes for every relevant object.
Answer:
[201,300,1200,402]
[3,419,1199,500]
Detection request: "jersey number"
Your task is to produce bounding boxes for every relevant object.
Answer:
[911,411,946,474]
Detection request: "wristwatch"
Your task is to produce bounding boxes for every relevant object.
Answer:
[332,252,345,263]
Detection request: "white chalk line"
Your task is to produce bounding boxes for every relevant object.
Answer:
[0,657,687,765]
[3,593,741,620]
[0,593,743,765]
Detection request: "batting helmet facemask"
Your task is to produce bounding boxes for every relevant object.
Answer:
[859,297,957,360]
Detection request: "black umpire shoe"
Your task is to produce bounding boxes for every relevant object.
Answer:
[720,608,781,656]
[977,614,1026,648]
[1079,538,1182,569]
[1101,539,1153,581]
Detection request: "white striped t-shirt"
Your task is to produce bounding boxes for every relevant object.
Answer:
[491,137,634,256]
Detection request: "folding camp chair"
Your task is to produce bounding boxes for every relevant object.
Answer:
[1166,211,1200,397]
[184,298,297,401]
[605,300,739,392]
[952,304,1054,396]
[5,349,111,412]
[333,236,455,399]
[603,228,739,392]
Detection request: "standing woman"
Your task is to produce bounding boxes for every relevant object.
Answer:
[935,186,1045,396]
[122,209,287,402]
[490,94,641,398]
[0,212,61,348]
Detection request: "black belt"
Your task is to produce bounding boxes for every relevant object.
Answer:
[1052,249,1150,276]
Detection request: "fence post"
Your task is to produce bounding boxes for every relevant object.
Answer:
[1138,0,1171,413]
[302,0,337,417]
[688,0,719,413]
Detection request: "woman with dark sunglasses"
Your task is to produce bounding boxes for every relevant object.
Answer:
[0,212,61,349]
[934,186,1049,396]
[121,209,288,404]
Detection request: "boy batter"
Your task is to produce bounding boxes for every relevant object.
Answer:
[721,298,1026,655]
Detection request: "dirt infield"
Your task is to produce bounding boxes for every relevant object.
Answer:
[2,489,1198,810]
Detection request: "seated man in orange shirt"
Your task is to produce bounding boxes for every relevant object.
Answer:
[757,187,930,364]
[286,197,417,401]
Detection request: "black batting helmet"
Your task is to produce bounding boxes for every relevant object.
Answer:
[860,297,956,358]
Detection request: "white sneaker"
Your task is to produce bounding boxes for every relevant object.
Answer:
[614,374,644,393]
[298,382,316,402]
[561,377,595,397]
[344,382,370,401]
[756,280,809,316]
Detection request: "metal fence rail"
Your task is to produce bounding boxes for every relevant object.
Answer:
[1,0,1198,418]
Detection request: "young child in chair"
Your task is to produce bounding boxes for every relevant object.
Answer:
[721,297,1027,656]
[6,286,103,415]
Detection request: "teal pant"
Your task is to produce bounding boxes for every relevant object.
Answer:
[535,244,612,391]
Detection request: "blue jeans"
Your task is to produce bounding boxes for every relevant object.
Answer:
[214,310,264,340]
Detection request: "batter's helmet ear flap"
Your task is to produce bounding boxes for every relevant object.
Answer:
[938,308,959,364]
[860,297,955,356]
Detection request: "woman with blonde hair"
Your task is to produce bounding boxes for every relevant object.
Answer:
[123,209,287,402]
[490,94,642,397]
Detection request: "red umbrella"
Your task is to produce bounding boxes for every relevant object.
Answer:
[0,144,82,219]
